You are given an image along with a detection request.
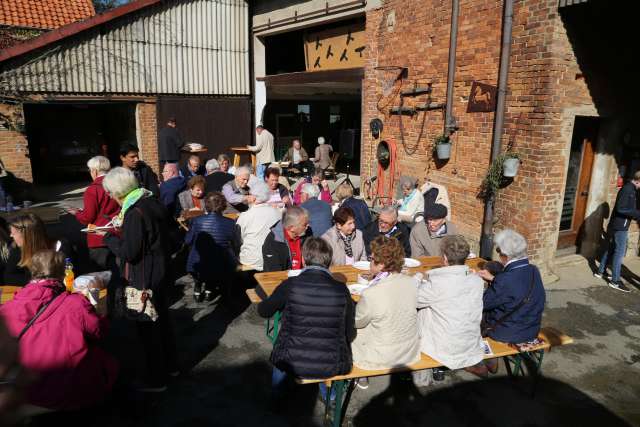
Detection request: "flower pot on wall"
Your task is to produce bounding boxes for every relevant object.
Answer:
[503,157,520,177]
[436,143,452,160]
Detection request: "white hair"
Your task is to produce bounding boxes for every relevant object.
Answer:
[301,183,320,198]
[206,159,220,173]
[87,156,111,174]
[102,167,139,199]
[494,229,528,259]
[235,166,250,177]
[250,181,271,203]
[317,136,325,145]
[379,206,398,219]
[283,206,309,228]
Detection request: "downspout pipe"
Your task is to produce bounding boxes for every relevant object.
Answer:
[479,0,515,259]
[444,0,460,137]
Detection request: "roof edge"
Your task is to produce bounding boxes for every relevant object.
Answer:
[0,0,162,63]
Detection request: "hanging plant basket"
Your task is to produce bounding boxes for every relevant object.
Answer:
[433,134,451,160]
[503,157,520,177]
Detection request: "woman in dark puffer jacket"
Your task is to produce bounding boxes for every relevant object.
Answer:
[185,192,240,302]
[258,237,355,402]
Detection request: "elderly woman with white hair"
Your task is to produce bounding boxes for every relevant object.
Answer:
[313,136,333,170]
[101,167,178,390]
[396,176,424,224]
[68,156,120,270]
[236,181,283,271]
[478,229,545,352]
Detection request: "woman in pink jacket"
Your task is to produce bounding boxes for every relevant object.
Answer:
[0,250,118,410]
[293,168,332,205]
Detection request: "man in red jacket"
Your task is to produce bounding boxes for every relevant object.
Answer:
[68,156,120,270]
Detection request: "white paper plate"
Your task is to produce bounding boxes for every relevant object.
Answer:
[80,225,113,233]
[287,269,302,277]
[404,258,421,268]
[353,261,371,271]
[347,284,369,295]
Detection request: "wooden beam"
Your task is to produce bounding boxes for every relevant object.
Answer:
[257,68,364,86]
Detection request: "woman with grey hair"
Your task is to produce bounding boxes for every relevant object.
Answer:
[101,167,178,391]
[68,156,120,270]
[478,229,545,362]
[396,176,424,224]
[236,181,282,271]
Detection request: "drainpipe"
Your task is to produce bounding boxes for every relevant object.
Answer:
[444,0,460,136]
[479,0,515,259]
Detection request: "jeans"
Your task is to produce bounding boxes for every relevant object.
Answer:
[598,230,628,282]
[318,382,337,402]
[271,366,288,396]
[256,163,267,180]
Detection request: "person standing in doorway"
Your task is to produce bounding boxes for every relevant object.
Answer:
[247,125,275,180]
[158,117,184,168]
[119,143,160,197]
[594,171,640,293]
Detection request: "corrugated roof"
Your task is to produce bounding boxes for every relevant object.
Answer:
[558,0,590,7]
[0,0,95,30]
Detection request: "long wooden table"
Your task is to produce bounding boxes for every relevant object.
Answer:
[1,285,108,315]
[247,256,485,304]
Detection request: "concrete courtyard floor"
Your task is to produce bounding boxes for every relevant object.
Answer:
[18,181,640,426]
[30,254,638,427]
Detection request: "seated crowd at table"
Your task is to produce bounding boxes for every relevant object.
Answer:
[0,145,546,414]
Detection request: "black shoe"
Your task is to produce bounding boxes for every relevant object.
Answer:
[609,281,631,293]
[432,368,446,382]
[194,282,204,302]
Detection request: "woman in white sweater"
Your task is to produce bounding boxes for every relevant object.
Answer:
[397,176,424,224]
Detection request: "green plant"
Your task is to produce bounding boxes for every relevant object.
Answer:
[434,134,450,145]
[479,151,521,198]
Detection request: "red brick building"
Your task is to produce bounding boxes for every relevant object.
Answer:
[254,0,635,276]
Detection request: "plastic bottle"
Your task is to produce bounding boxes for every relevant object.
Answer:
[64,258,75,292]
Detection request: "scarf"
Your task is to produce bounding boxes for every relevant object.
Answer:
[113,188,152,227]
[337,229,355,258]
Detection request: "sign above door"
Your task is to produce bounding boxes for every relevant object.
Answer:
[304,23,366,72]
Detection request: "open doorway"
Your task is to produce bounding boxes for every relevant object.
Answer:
[24,103,136,184]
[558,116,600,251]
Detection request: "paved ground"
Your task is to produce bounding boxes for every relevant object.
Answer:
[15,181,640,427]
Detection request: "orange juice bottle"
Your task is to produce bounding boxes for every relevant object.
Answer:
[64,258,75,292]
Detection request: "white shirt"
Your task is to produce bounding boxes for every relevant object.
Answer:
[293,149,301,163]
[236,204,282,270]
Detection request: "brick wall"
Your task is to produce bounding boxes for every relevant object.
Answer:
[136,101,159,175]
[0,103,33,183]
[361,0,603,273]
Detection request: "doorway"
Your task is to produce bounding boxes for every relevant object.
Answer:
[557,116,600,250]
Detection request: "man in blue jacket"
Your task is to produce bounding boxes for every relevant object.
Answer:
[595,172,640,292]
[159,163,186,218]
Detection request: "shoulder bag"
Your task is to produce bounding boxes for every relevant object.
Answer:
[481,267,535,337]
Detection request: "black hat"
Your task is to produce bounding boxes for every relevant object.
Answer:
[424,203,448,219]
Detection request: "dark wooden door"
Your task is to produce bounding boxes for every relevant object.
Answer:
[557,117,599,249]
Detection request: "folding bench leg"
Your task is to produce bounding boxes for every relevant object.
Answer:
[324,379,355,427]
[266,311,282,343]
[504,350,545,398]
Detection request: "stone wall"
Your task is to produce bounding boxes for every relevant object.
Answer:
[360,0,606,274]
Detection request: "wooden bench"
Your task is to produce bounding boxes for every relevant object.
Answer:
[296,327,573,427]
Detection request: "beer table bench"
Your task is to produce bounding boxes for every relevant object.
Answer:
[247,257,485,343]
[301,327,573,427]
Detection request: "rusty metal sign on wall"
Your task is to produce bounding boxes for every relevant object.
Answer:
[467,81,497,113]
[304,23,366,72]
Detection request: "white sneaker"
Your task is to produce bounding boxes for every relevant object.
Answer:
[356,378,369,390]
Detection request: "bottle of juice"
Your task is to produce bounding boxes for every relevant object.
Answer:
[64,258,75,292]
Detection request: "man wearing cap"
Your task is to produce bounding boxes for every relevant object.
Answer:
[410,203,459,257]
[158,117,184,168]
[247,125,275,180]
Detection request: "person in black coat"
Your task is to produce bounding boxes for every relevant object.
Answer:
[102,167,177,390]
[262,206,311,272]
[119,143,160,198]
[335,183,371,231]
[363,206,411,257]
[258,237,355,400]
[595,173,640,292]
[158,117,184,166]
[204,158,234,192]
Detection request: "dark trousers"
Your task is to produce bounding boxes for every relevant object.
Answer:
[135,292,178,385]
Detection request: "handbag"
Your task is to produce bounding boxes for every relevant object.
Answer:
[115,207,159,322]
[481,267,535,337]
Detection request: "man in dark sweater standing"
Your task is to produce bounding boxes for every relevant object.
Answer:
[158,117,184,168]
[595,171,640,292]
[119,143,160,197]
